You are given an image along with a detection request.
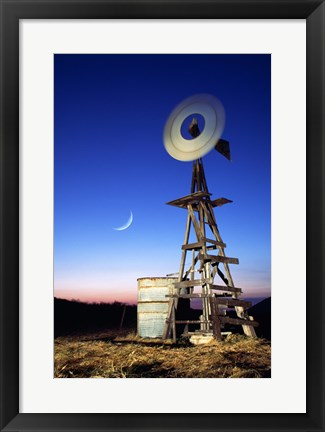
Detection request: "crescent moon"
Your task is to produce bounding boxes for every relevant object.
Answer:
[114,211,133,231]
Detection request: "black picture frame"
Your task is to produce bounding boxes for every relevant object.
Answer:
[0,1,324,431]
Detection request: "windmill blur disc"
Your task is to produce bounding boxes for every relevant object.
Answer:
[163,94,225,161]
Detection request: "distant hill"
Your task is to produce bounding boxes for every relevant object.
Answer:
[248,297,271,340]
[54,296,271,341]
[54,298,137,338]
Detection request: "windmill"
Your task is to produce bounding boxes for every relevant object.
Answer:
[162,94,258,343]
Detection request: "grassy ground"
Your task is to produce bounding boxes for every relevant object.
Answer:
[54,330,271,378]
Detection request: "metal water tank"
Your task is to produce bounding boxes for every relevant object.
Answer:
[137,277,177,338]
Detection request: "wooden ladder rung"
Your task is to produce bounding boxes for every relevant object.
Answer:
[182,241,204,251]
[201,237,226,248]
[173,279,212,289]
[174,320,210,324]
[166,319,213,325]
[215,298,252,309]
[219,316,259,327]
[166,294,217,299]
[199,253,239,265]
[210,284,242,293]
[181,242,217,251]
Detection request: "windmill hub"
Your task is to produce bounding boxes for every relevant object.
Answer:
[188,117,201,138]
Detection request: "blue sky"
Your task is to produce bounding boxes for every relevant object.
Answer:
[54,54,271,304]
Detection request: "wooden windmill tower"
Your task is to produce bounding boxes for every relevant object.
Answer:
[162,95,258,342]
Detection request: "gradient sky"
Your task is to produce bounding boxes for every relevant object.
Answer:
[54,54,271,304]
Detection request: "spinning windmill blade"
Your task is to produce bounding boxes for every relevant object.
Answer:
[163,93,226,162]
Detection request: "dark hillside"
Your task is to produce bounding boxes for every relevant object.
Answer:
[54,298,137,337]
[222,297,271,340]
[248,297,271,340]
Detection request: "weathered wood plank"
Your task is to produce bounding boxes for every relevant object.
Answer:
[174,279,212,289]
[172,306,177,343]
[166,293,216,299]
[186,331,217,335]
[215,298,252,309]
[210,297,221,340]
[199,253,239,265]
[210,284,242,293]
[174,320,210,324]
[211,197,233,207]
[220,316,259,327]
[199,159,209,192]
[182,241,204,251]
[202,237,226,248]
[166,191,211,208]
[178,214,191,279]
[188,204,202,240]
[212,267,229,286]
[212,255,239,265]
[162,298,174,340]
[181,227,217,249]
[198,201,206,239]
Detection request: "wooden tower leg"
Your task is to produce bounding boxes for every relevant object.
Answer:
[171,305,177,343]
[209,297,221,340]
[202,200,257,338]
[163,213,191,340]
[162,299,173,340]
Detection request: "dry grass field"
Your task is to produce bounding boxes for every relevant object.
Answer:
[54,331,271,378]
